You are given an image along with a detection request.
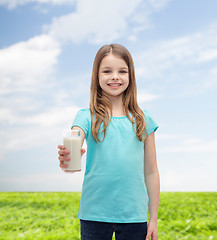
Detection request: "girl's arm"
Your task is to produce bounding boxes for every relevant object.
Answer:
[144,130,160,222]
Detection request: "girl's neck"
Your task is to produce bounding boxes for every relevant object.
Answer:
[108,97,126,117]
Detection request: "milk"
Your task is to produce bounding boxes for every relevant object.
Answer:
[63,135,81,170]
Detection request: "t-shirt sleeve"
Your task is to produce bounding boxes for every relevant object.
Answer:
[71,108,89,140]
[143,110,159,136]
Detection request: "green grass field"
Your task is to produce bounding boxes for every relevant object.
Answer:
[0,192,216,240]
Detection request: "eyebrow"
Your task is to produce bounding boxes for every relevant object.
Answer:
[101,66,128,70]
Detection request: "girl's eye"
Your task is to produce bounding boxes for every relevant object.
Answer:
[103,70,110,73]
[120,70,127,73]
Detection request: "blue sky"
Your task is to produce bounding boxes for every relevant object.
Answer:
[0,0,216,192]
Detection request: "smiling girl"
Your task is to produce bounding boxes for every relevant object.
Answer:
[58,44,160,240]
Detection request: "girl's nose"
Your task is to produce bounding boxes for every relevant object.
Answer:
[111,72,119,79]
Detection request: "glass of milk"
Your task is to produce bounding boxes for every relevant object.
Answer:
[63,129,81,171]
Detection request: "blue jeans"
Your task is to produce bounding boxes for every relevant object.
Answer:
[80,219,147,240]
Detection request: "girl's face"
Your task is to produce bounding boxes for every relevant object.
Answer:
[98,53,129,100]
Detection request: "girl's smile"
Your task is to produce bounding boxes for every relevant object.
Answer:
[107,83,122,89]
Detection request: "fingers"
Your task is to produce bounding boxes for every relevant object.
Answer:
[57,145,65,150]
[146,229,153,240]
[59,162,68,169]
[58,149,70,156]
[58,155,70,162]
[58,146,86,170]
[59,156,68,168]
[146,221,158,240]
[58,145,70,169]
[58,146,85,156]
[58,155,70,169]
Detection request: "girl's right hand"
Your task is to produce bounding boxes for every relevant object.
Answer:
[57,145,86,173]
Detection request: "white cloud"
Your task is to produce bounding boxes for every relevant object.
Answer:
[147,0,170,11]
[0,34,64,159]
[0,33,81,160]
[0,171,84,191]
[136,31,217,79]
[46,0,141,44]
[44,0,170,44]
[0,105,80,153]
[134,23,217,94]
[196,48,217,63]
[210,66,217,76]
[0,34,60,94]
[0,32,91,163]
[0,0,76,9]
[160,138,217,153]
[161,170,217,191]
[137,91,160,103]
[157,133,186,140]
[182,138,203,145]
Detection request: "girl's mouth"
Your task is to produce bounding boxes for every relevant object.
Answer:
[107,84,122,89]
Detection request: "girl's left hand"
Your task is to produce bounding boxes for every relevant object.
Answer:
[146,220,158,240]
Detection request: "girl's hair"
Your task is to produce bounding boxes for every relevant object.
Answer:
[89,43,147,143]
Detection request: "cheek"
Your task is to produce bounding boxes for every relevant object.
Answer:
[98,76,105,88]
[124,76,129,85]
[99,75,108,84]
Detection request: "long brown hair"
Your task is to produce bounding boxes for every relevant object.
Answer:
[89,44,147,143]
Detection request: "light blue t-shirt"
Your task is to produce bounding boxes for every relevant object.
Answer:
[71,108,159,223]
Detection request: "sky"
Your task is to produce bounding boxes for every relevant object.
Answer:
[0,0,217,192]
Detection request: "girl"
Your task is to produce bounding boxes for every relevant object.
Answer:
[58,44,160,240]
